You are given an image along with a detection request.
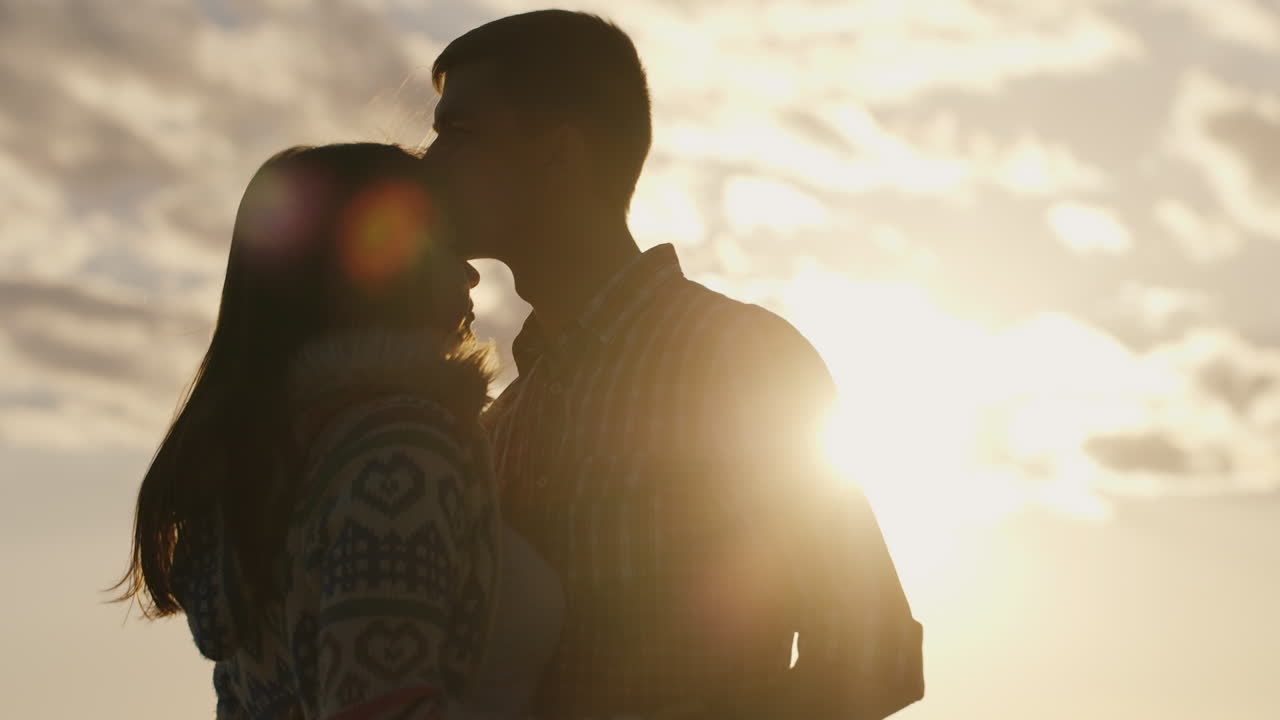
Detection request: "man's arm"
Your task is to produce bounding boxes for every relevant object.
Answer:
[689,305,924,720]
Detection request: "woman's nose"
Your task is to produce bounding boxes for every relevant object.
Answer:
[464,262,480,289]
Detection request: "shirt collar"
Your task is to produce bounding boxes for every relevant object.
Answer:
[512,243,684,373]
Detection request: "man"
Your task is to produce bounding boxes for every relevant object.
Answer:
[420,10,923,719]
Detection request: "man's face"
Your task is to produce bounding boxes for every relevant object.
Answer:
[421,62,541,262]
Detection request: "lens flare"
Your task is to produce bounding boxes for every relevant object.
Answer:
[240,168,331,263]
[338,180,434,289]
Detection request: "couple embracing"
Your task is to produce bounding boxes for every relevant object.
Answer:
[118,10,923,720]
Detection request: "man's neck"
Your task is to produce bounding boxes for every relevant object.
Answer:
[509,221,641,338]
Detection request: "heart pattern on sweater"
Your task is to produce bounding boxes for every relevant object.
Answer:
[354,618,436,681]
[352,452,426,517]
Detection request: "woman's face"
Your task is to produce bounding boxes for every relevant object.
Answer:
[337,171,479,338]
[429,244,480,339]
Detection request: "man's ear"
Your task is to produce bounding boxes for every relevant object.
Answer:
[543,123,589,180]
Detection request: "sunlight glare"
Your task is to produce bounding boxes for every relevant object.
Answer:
[775,264,1122,589]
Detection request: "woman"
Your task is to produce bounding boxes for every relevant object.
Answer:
[115,143,562,719]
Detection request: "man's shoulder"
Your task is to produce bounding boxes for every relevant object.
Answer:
[664,277,821,358]
[645,277,833,397]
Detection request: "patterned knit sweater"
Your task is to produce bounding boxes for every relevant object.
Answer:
[172,331,503,720]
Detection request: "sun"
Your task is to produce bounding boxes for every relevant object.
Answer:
[777,268,1038,587]
[764,262,1124,596]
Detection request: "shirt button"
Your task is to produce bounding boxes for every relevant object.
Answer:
[548,381,564,395]
[535,474,549,488]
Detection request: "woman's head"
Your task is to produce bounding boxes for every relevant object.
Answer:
[225,142,475,351]
[116,143,479,618]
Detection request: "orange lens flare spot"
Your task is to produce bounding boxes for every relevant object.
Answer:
[338,181,434,288]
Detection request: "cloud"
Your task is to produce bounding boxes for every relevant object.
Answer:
[1168,70,1280,240]
[994,318,1280,496]
[989,134,1107,196]
[465,259,529,389]
[1153,199,1245,263]
[0,0,505,449]
[1154,0,1280,55]
[721,175,831,235]
[1113,283,1216,341]
[1,0,1275,479]
[777,274,1280,502]
[657,104,1113,214]
[1198,353,1278,417]
[583,0,1133,215]
[658,103,973,198]
[629,163,710,247]
[613,0,1143,109]
[760,265,1262,511]
[1054,327,1280,495]
[1167,329,1280,422]
[0,0,448,267]
[1085,430,1204,476]
[0,277,210,449]
[1047,201,1134,254]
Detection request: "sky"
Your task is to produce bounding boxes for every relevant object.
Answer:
[2,0,1278,717]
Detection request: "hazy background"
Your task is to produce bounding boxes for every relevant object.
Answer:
[2,0,1278,717]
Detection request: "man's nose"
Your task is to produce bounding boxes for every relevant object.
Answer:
[464,262,480,289]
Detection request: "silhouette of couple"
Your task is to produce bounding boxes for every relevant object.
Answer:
[119,10,923,720]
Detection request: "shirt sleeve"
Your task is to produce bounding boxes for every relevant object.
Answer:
[692,306,925,720]
[299,401,500,720]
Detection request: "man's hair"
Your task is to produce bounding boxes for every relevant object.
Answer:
[432,10,652,211]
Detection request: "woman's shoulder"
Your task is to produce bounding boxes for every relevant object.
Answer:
[283,393,499,572]
[284,330,498,525]
[288,330,492,448]
[303,394,485,505]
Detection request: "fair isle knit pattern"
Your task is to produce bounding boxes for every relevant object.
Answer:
[173,332,500,720]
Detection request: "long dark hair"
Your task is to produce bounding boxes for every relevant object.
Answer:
[115,143,462,617]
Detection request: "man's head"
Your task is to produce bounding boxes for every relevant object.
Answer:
[420,10,651,262]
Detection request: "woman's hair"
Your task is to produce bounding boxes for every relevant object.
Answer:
[115,143,461,617]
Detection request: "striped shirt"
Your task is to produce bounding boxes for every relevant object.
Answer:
[484,244,923,719]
